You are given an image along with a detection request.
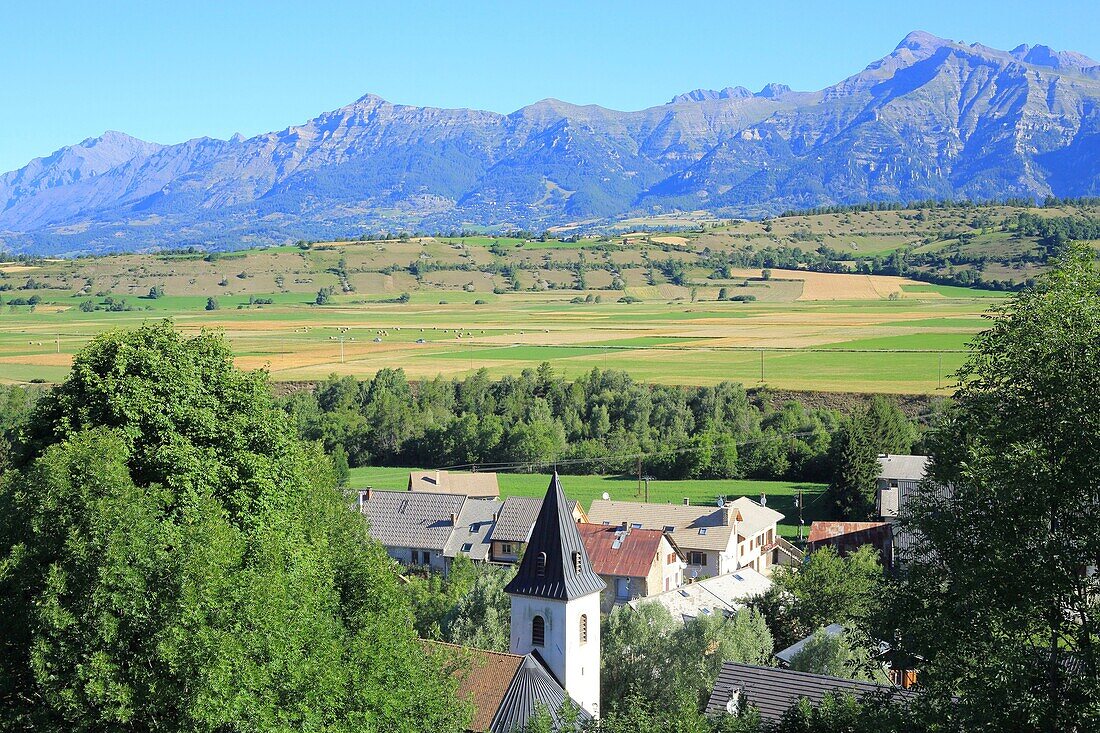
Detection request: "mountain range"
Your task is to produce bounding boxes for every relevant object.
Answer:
[3,31,1100,255]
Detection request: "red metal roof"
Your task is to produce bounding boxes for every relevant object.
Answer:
[577,522,667,579]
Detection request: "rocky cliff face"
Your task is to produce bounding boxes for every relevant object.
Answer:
[3,31,1099,254]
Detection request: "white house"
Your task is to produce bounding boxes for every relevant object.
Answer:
[586,496,784,578]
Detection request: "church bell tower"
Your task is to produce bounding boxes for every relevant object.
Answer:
[504,473,605,718]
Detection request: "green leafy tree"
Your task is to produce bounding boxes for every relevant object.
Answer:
[0,323,469,733]
[788,628,875,680]
[442,564,514,652]
[602,603,772,715]
[204,296,219,311]
[890,244,1100,732]
[761,546,882,651]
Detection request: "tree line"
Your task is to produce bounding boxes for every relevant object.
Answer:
[280,367,921,484]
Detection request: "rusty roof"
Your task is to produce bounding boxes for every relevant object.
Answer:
[807,521,890,544]
[577,523,669,579]
[425,642,522,732]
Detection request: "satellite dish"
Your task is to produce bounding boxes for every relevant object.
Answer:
[716,496,725,508]
[601,492,610,501]
[690,569,699,579]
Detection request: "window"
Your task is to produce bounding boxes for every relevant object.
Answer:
[630,522,642,530]
[532,615,545,647]
[688,551,707,566]
[667,552,677,565]
[461,543,473,553]
[535,552,547,577]
[580,614,588,644]
[698,528,708,536]
[663,525,675,533]
[500,543,516,555]
[573,551,582,575]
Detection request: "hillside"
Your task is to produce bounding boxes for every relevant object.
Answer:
[3,32,1100,255]
[3,201,1089,393]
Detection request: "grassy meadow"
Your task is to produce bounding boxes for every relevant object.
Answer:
[347,466,827,540]
[0,213,1021,391]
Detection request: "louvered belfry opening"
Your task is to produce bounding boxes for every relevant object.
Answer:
[532,615,545,647]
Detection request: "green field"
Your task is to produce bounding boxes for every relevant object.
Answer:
[0,222,1020,392]
[347,466,827,540]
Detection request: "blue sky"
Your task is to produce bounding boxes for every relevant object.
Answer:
[3,0,1099,173]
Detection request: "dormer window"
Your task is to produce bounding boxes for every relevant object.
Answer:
[535,552,547,578]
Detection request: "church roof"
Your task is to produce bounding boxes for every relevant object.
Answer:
[504,474,606,601]
[490,652,591,733]
[424,643,590,733]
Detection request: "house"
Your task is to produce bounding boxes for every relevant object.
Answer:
[875,454,930,519]
[488,495,586,564]
[586,496,784,578]
[409,470,500,498]
[705,663,913,724]
[807,521,893,569]
[576,523,685,612]
[627,568,771,623]
[358,488,501,572]
[424,642,591,733]
[443,496,501,563]
[358,488,466,571]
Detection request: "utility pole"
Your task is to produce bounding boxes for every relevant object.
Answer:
[56,334,60,354]
[643,475,652,503]
[760,350,765,383]
[796,489,804,541]
[636,458,642,498]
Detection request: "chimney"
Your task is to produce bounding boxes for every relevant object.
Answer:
[760,492,767,507]
[683,497,690,506]
[450,512,458,526]
[358,488,371,511]
[620,520,630,533]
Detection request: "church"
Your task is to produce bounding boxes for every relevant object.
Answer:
[438,473,605,732]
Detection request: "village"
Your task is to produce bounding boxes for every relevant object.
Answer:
[356,455,926,731]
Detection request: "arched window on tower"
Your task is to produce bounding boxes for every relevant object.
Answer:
[579,614,588,644]
[572,551,582,575]
[535,552,547,577]
[532,615,545,647]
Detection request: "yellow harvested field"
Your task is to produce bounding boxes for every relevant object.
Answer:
[650,235,689,246]
[728,268,927,301]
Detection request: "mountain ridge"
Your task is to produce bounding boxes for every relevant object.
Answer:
[4,31,1100,255]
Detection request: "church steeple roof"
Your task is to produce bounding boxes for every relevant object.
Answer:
[504,473,606,601]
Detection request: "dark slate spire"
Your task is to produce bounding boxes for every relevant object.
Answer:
[504,473,606,600]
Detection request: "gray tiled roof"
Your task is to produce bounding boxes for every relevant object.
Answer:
[705,662,913,722]
[877,454,930,482]
[489,495,580,544]
[360,490,466,551]
[491,497,543,543]
[443,498,501,562]
[504,474,606,601]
